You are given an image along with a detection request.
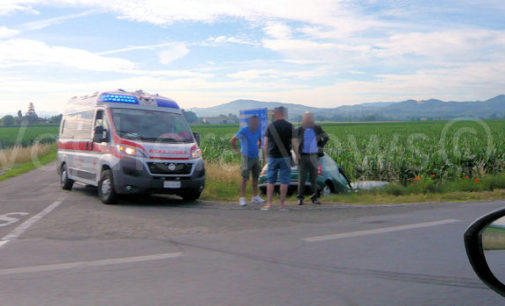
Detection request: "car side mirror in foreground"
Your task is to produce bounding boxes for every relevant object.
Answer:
[465,208,505,297]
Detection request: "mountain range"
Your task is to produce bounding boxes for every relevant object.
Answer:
[190,95,505,121]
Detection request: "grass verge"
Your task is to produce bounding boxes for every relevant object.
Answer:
[202,161,505,204]
[1,153,504,205]
[0,143,57,182]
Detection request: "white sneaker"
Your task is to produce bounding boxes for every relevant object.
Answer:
[251,195,266,204]
[239,197,247,207]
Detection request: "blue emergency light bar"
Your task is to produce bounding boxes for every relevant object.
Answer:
[99,94,139,104]
[156,99,179,109]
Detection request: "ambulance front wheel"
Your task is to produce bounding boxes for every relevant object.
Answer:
[98,169,118,204]
[181,190,201,202]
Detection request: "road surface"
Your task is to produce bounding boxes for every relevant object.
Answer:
[0,162,504,305]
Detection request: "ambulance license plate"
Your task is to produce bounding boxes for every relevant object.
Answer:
[164,181,181,189]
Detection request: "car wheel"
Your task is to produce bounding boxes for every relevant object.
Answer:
[98,169,118,204]
[60,164,74,191]
[322,182,333,197]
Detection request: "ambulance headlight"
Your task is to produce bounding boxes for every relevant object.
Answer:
[117,145,147,158]
[190,147,202,159]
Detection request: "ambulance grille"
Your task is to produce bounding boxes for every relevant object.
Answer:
[148,162,193,175]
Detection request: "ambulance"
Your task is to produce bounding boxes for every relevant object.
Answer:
[57,89,205,204]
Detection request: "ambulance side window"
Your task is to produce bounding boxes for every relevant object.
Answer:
[60,119,66,136]
[93,110,110,143]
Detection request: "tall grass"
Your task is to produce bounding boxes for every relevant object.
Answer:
[0,143,56,168]
[201,162,243,200]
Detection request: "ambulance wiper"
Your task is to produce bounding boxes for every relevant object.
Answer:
[158,137,188,143]
[138,137,181,143]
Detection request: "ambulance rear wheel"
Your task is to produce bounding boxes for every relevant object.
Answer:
[60,164,74,191]
[98,169,118,204]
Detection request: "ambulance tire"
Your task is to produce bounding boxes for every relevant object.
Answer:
[181,190,201,202]
[98,169,118,204]
[60,163,74,191]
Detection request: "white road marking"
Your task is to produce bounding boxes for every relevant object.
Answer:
[0,197,65,248]
[303,219,460,242]
[0,252,183,276]
[0,212,29,227]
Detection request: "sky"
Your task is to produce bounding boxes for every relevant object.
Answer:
[1,0,505,114]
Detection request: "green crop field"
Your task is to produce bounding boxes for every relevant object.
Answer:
[193,120,505,183]
[0,125,59,148]
[3,120,505,184]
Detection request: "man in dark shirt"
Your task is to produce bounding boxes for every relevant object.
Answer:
[295,112,329,205]
[262,107,299,211]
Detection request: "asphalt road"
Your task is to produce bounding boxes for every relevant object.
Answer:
[1,162,504,305]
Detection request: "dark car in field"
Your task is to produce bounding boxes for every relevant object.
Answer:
[258,153,352,196]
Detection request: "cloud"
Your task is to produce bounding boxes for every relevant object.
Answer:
[228,68,326,80]
[2,0,505,112]
[263,21,291,39]
[2,0,357,28]
[98,42,183,55]
[0,39,136,71]
[262,38,370,67]
[158,43,190,64]
[202,35,258,46]
[0,1,39,15]
[0,26,19,39]
[374,30,505,62]
[19,9,97,31]
[0,73,312,113]
[2,57,505,114]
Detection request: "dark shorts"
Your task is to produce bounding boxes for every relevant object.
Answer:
[241,157,260,180]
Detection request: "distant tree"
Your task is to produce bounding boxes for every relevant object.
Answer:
[182,110,199,124]
[1,115,15,127]
[17,110,22,120]
[48,114,63,125]
[490,113,501,120]
[227,113,239,122]
[23,102,39,125]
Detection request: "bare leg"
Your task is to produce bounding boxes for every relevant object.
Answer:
[279,184,288,209]
[252,178,258,197]
[241,179,248,198]
[266,183,274,209]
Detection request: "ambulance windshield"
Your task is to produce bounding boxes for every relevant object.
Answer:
[111,108,194,143]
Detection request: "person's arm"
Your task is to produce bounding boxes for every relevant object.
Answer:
[263,136,269,163]
[229,136,241,155]
[292,137,300,160]
[319,126,329,147]
[292,127,300,160]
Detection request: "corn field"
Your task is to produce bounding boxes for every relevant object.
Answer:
[2,121,504,183]
[193,120,505,183]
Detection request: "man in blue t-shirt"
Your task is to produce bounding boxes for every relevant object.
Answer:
[230,115,265,206]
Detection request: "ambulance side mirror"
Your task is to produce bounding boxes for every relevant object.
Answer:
[193,132,201,146]
[93,126,108,143]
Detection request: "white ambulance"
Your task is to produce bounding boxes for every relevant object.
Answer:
[57,89,205,204]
